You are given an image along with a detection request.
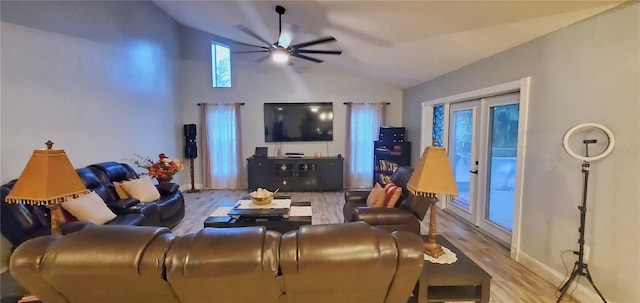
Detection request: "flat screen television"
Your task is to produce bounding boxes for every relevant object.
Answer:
[264,102,333,142]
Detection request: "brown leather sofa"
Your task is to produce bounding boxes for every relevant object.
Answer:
[10,222,424,303]
[343,166,431,235]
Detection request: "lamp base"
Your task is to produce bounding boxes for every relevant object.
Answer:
[48,203,66,235]
[424,240,444,258]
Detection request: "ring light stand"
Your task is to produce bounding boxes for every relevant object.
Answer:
[557,123,614,303]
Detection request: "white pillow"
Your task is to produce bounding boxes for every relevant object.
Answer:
[113,180,131,199]
[61,191,117,225]
[119,175,161,203]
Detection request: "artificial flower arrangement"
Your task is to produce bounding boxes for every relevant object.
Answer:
[130,153,183,181]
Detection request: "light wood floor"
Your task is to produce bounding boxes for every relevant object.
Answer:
[173,190,579,303]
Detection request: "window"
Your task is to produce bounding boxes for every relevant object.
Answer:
[432,104,444,146]
[211,42,231,87]
[201,104,243,188]
[347,103,386,188]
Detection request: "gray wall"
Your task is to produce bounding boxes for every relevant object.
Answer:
[1,1,181,269]
[403,3,639,302]
[0,0,403,270]
[177,26,403,189]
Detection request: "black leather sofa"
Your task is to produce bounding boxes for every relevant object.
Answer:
[1,162,184,249]
[343,166,431,235]
[87,162,185,228]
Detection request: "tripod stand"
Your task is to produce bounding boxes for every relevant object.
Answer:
[556,140,607,303]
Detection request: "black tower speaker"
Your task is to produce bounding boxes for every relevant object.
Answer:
[183,124,199,193]
[184,124,197,159]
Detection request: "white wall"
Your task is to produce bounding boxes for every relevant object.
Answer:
[403,3,639,302]
[0,0,181,269]
[178,26,403,189]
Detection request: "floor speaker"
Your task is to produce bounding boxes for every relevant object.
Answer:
[184,124,197,140]
[185,143,198,159]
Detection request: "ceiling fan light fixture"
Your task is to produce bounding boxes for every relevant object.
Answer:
[271,48,289,63]
[232,5,341,64]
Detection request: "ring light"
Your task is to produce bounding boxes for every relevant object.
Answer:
[562,123,615,162]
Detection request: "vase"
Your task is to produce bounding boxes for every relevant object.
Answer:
[157,177,173,184]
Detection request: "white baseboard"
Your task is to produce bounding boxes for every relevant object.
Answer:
[518,252,612,303]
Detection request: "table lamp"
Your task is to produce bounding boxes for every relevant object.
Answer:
[407,145,459,257]
[4,140,89,235]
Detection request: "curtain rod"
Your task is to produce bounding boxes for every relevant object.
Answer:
[197,102,245,106]
[343,102,390,105]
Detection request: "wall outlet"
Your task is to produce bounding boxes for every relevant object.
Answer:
[583,244,590,263]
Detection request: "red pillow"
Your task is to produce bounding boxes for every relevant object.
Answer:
[383,183,402,208]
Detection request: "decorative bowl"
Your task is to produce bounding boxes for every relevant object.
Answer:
[250,192,273,205]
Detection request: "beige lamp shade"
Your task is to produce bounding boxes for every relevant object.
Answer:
[5,142,88,205]
[407,146,459,197]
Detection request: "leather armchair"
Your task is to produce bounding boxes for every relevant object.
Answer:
[343,166,430,235]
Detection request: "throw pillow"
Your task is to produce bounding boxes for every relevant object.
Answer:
[61,191,117,225]
[366,183,386,208]
[383,183,402,208]
[119,175,161,203]
[113,180,131,199]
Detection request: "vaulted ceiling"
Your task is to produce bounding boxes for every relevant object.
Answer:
[154,1,625,89]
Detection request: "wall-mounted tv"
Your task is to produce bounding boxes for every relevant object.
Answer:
[264,102,334,142]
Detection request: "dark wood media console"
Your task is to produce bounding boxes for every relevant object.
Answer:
[247,157,344,192]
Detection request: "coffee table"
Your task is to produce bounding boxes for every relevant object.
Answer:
[414,235,491,303]
[203,198,312,234]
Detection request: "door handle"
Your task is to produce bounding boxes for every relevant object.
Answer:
[469,170,478,174]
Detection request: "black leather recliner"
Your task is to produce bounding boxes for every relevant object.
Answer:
[0,180,52,248]
[75,167,153,226]
[88,162,185,229]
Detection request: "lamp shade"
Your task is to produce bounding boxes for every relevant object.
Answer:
[407,146,459,196]
[5,142,88,205]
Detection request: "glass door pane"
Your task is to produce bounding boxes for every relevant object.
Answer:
[451,109,473,210]
[485,104,519,231]
[448,100,479,222]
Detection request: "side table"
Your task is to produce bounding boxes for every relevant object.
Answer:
[416,235,491,303]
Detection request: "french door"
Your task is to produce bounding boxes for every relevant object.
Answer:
[446,93,519,245]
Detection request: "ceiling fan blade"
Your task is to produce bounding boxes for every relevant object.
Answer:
[227,39,269,50]
[256,55,271,63]
[291,37,337,49]
[295,50,342,55]
[290,53,323,63]
[236,25,273,46]
[233,50,269,54]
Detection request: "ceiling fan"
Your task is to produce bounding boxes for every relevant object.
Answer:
[231,5,342,64]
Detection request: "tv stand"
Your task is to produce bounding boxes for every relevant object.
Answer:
[247,157,344,192]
